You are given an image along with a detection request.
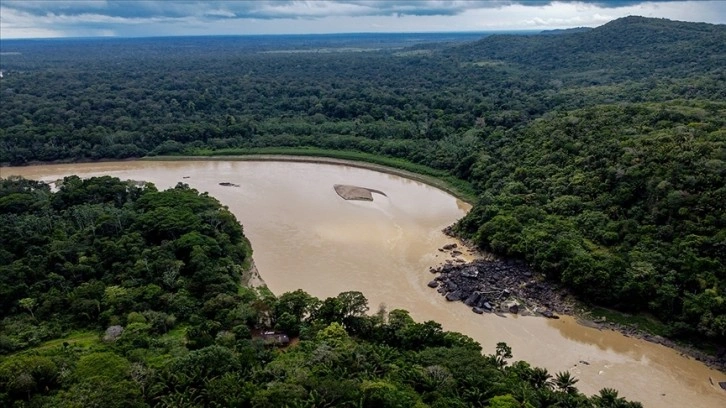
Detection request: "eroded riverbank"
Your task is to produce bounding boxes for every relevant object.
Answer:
[3,159,725,407]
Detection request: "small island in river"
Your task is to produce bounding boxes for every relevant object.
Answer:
[334,184,387,201]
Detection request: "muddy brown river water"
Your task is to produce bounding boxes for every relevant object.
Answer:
[3,159,725,407]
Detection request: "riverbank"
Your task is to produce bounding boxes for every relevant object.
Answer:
[6,158,725,405]
[9,155,723,375]
[147,148,477,203]
[3,152,475,204]
[435,231,726,373]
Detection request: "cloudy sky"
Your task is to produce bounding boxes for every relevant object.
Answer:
[1,1,724,39]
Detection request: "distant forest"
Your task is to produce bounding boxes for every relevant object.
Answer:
[1,16,724,349]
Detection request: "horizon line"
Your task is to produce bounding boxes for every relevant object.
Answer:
[0,29,551,42]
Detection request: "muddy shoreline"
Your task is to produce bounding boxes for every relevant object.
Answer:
[437,228,726,373]
[1,155,474,205]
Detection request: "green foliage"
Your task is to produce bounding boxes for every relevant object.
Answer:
[0,285,641,407]
[47,377,145,408]
[34,18,715,346]
[360,380,423,408]
[0,177,249,353]
[74,352,130,382]
[554,371,580,395]
[489,394,521,408]
[2,16,719,406]
[0,355,58,398]
[456,101,726,345]
[1,20,723,346]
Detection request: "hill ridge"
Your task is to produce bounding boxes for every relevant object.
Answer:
[449,16,725,80]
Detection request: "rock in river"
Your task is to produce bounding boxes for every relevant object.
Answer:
[463,292,481,306]
[427,258,574,318]
[502,300,520,314]
[446,290,463,301]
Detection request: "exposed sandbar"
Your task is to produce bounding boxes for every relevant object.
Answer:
[334,184,387,201]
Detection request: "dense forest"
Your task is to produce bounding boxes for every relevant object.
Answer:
[0,177,641,407]
[0,16,724,359]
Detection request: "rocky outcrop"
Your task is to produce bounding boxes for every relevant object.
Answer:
[438,228,726,371]
[429,255,726,372]
[428,258,573,318]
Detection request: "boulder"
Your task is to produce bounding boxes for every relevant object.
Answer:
[427,280,439,288]
[461,266,479,278]
[440,263,455,273]
[482,302,493,311]
[446,290,463,301]
[472,307,484,314]
[442,243,458,250]
[103,325,124,342]
[502,300,519,314]
[541,310,559,319]
[463,293,480,307]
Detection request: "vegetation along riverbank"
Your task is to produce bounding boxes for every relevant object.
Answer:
[1,14,725,404]
[0,176,644,406]
[433,232,726,372]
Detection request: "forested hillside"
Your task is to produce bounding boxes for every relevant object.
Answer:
[1,16,724,347]
[456,101,725,341]
[0,177,641,407]
[0,176,250,351]
[450,16,725,80]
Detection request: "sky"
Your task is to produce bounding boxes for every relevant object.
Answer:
[1,0,724,39]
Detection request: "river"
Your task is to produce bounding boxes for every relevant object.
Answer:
[3,159,725,407]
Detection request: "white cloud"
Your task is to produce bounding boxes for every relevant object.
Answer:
[253,1,373,18]
[204,9,237,18]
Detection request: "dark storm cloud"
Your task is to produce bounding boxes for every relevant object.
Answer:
[1,1,722,38]
[0,1,687,21]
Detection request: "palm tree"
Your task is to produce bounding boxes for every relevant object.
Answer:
[592,387,643,408]
[593,387,622,407]
[554,371,579,394]
[530,367,553,390]
[462,386,487,407]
